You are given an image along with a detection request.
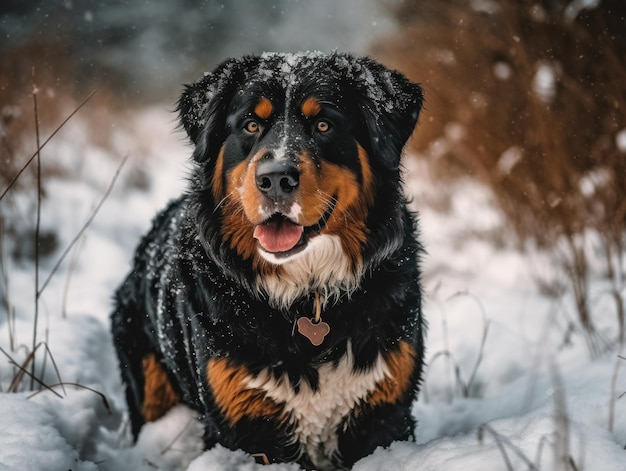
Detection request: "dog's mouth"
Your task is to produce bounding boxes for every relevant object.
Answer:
[253,199,336,259]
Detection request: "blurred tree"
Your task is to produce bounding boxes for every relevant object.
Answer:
[378,0,626,349]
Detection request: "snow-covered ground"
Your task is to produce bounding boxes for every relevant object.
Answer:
[0,107,624,470]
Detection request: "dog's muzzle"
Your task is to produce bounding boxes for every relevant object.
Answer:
[253,159,304,254]
[255,159,300,204]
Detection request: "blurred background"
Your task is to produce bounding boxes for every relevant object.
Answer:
[1,0,625,345]
[1,3,626,468]
[0,0,396,101]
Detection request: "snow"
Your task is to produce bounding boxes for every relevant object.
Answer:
[532,62,558,103]
[497,146,523,175]
[616,128,626,153]
[1,107,625,471]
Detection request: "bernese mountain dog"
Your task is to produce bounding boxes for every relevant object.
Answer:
[111,52,425,470]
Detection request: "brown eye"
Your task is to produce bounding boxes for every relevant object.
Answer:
[245,120,260,133]
[316,120,330,133]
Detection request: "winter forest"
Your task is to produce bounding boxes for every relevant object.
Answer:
[0,0,625,469]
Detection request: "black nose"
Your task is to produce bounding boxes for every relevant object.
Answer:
[255,160,300,201]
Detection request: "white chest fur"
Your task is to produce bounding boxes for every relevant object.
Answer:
[245,347,389,469]
[256,234,360,310]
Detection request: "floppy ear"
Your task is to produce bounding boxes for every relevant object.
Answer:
[177,56,258,162]
[355,57,424,170]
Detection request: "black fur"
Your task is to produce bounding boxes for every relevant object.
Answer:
[111,52,425,470]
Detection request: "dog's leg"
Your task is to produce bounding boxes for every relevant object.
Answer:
[337,340,421,466]
[111,302,148,439]
[111,295,180,439]
[338,401,416,467]
[141,352,180,421]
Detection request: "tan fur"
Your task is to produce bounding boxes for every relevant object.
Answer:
[141,353,180,422]
[206,358,284,425]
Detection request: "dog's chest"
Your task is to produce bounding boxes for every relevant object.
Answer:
[246,351,388,468]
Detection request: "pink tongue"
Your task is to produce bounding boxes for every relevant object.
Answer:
[253,219,304,253]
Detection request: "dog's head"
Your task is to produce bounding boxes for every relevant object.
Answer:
[179,52,423,307]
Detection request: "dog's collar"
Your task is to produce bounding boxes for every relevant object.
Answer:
[296,292,330,346]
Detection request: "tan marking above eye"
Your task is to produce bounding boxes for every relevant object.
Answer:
[302,97,322,117]
[254,97,273,119]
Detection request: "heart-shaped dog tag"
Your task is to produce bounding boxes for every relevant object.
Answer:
[297,317,330,346]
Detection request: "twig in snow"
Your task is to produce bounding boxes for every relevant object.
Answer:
[609,354,624,433]
[61,235,85,318]
[0,90,97,202]
[27,382,112,414]
[0,341,65,396]
[160,416,198,455]
[0,344,62,398]
[30,68,42,390]
[38,155,128,296]
[550,363,572,471]
[0,218,16,352]
[447,291,491,397]
[477,423,540,471]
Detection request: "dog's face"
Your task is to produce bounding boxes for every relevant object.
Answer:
[218,78,375,266]
[179,53,423,306]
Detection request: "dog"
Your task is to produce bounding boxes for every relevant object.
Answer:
[111,52,425,470]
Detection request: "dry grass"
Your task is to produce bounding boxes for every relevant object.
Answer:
[0,43,124,404]
[0,38,141,268]
[378,0,626,348]
[476,364,582,471]
[0,39,129,190]
[422,290,491,403]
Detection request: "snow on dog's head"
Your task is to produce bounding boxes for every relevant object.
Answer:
[178,52,423,307]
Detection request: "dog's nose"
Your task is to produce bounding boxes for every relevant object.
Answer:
[255,159,299,201]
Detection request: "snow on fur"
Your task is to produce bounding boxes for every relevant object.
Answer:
[0,107,624,470]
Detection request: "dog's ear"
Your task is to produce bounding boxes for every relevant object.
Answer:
[178,57,257,163]
[354,57,424,170]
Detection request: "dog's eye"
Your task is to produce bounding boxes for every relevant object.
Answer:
[244,120,261,134]
[315,120,331,133]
